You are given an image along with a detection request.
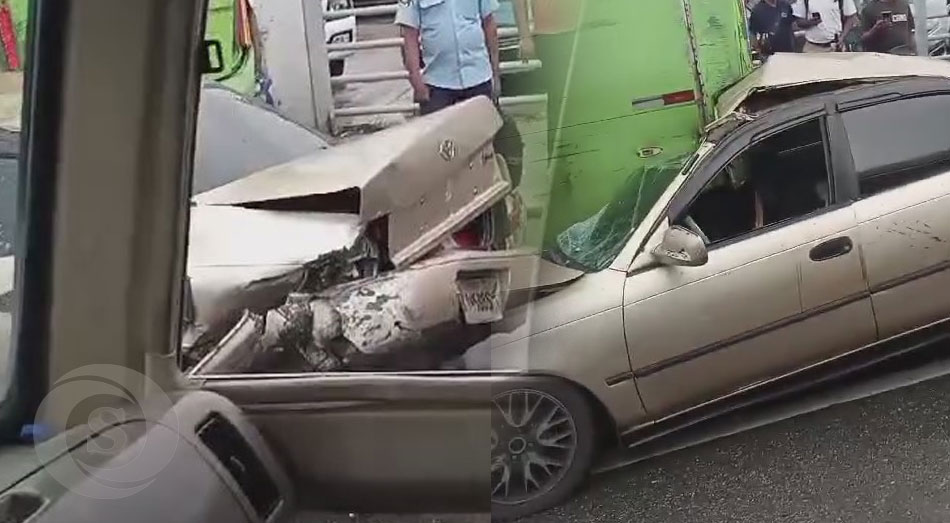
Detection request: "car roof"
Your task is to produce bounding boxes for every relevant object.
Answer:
[716,53,950,118]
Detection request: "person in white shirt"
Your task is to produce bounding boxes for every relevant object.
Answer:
[792,0,858,52]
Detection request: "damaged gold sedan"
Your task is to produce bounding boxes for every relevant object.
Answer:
[182,96,541,375]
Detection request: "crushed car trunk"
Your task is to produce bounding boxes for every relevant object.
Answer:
[194,96,507,269]
[182,97,539,369]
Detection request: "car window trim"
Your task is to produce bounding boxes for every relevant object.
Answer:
[0,0,68,441]
[668,105,828,221]
[839,92,950,198]
[825,101,859,203]
[622,106,830,275]
[705,201,851,252]
[671,112,835,249]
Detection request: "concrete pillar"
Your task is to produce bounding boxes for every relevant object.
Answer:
[249,0,334,133]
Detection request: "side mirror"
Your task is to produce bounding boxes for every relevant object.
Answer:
[652,225,708,267]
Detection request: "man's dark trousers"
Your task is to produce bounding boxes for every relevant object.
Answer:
[419,80,493,115]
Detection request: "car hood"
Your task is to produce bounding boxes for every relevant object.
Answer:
[715,52,950,120]
[194,96,507,268]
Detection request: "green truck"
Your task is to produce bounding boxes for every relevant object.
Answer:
[543,0,753,242]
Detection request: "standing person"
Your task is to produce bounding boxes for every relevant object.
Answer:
[793,0,859,52]
[748,0,797,55]
[513,0,582,158]
[860,0,916,53]
[396,0,501,116]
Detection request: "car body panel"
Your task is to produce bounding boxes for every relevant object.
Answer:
[184,206,365,349]
[855,170,950,338]
[626,206,874,415]
[466,267,648,429]
[194,96,506,269]
[192,248,586,375]
[716,52,950,118]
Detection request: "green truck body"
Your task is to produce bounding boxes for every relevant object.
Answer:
[544,0,753,241]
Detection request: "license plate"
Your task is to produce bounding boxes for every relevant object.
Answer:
[457,274,510,324]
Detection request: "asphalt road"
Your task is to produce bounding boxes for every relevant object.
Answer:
[303,343,950,523]
[529,356,950,523]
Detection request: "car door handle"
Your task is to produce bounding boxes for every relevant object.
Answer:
[809,236,853,262]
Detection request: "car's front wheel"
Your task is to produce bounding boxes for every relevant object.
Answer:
[491,380,596,521]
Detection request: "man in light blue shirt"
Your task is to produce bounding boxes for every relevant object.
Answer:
[396,0,501,115]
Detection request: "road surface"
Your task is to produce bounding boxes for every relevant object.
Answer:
[304,343,950,523]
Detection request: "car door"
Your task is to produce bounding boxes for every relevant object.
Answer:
[844,93,950,340]
[623,115,876,417]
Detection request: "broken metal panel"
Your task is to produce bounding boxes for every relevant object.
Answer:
[389,153,511,268]
[184,264,306,351]
[192,96,502,213]
[318,250,577,355]
[327,274,425,356]
[715,53,950,119]
[190,309,264,375]
[187,205,362,269]
[187,248,587,375]
[192,97,505,268]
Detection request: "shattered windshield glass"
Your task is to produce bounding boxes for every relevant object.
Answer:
[551,156,692,272]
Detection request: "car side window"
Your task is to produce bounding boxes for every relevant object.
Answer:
[676,119,831,245]
[843,95,950,197]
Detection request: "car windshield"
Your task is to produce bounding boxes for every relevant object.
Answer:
[549,155,693,272]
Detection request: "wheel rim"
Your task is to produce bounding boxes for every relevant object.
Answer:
[491,389,577,505]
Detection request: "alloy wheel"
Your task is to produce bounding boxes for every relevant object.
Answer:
[491,389,578,505]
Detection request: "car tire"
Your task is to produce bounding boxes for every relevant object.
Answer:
[330,59,345,77]
[490,379,597,521]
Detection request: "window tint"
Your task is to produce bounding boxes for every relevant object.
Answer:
[843,95,950,197]
[677,119,831,245]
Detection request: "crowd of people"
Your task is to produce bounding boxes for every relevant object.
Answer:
[749,0,922,56]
